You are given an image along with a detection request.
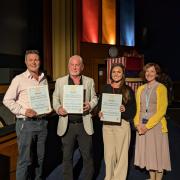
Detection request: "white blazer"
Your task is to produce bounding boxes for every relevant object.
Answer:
[53,75,98,136]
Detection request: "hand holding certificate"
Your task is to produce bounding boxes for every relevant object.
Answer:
[101,93,122,123]
[63,85,84,114]
[28,85,52,115]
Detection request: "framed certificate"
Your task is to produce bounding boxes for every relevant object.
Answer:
[101,93,122,123]
[28,85,51,115]
[63,85,84,114]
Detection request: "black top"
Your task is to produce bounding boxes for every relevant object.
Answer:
[98,84,136,123]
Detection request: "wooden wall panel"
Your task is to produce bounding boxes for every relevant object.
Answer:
[80,42,134,93]
[0,132,17,180]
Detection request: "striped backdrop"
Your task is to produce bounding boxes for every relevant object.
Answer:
[125,80,143,93]
[106,58,143,93]
[107,57,126,84]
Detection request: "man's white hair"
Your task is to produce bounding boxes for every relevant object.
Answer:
[69,55,83,64]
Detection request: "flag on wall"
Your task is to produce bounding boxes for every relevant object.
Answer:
[107,57,126,84]
[126,80,143,93]
[106,57,143,92]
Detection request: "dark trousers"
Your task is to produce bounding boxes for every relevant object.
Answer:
[61,123,94,180]
[16,119,47,180]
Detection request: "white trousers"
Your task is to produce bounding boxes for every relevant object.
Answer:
[103,119,131,180]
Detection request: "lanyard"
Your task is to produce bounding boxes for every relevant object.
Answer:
[145,84,156,113]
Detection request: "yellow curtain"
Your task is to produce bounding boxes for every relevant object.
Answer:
[52,0,77,80]
[102,0,116,44]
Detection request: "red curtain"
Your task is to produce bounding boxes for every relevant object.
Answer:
[81,0,99,43]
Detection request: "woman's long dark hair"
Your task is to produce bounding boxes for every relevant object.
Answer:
[110,63,131,104]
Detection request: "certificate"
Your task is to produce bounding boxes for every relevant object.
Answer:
[28,85,51,115]
[63,85,84,114]
[101,93,122,123]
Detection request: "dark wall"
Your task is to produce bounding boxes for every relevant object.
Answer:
[0,0,28,56]
[0,0,43,68]
[136,0,180,80]
[1,0,180,80]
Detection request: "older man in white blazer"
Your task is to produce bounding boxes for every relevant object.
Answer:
[53,55,98,180]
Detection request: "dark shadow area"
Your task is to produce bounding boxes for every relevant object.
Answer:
[73,155,83,180]
[43,114,62,178]
[92,115,104,180]
[164,109,180,180]
[0,154,10,180]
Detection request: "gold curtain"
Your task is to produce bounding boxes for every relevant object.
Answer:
[102,0,116,44]
[52,0,78,80]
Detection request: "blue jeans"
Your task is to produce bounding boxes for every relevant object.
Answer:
[16,119,48,180]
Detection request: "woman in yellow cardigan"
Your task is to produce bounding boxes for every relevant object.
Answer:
[134,63,171,180]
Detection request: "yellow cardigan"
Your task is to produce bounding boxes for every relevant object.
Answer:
[134,83,168,133]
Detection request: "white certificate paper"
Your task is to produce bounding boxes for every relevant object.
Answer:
[28,85,51,115]
[101,93,122,122]
[63,85,84,114]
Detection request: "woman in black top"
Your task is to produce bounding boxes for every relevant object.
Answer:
[98,63,136,180]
